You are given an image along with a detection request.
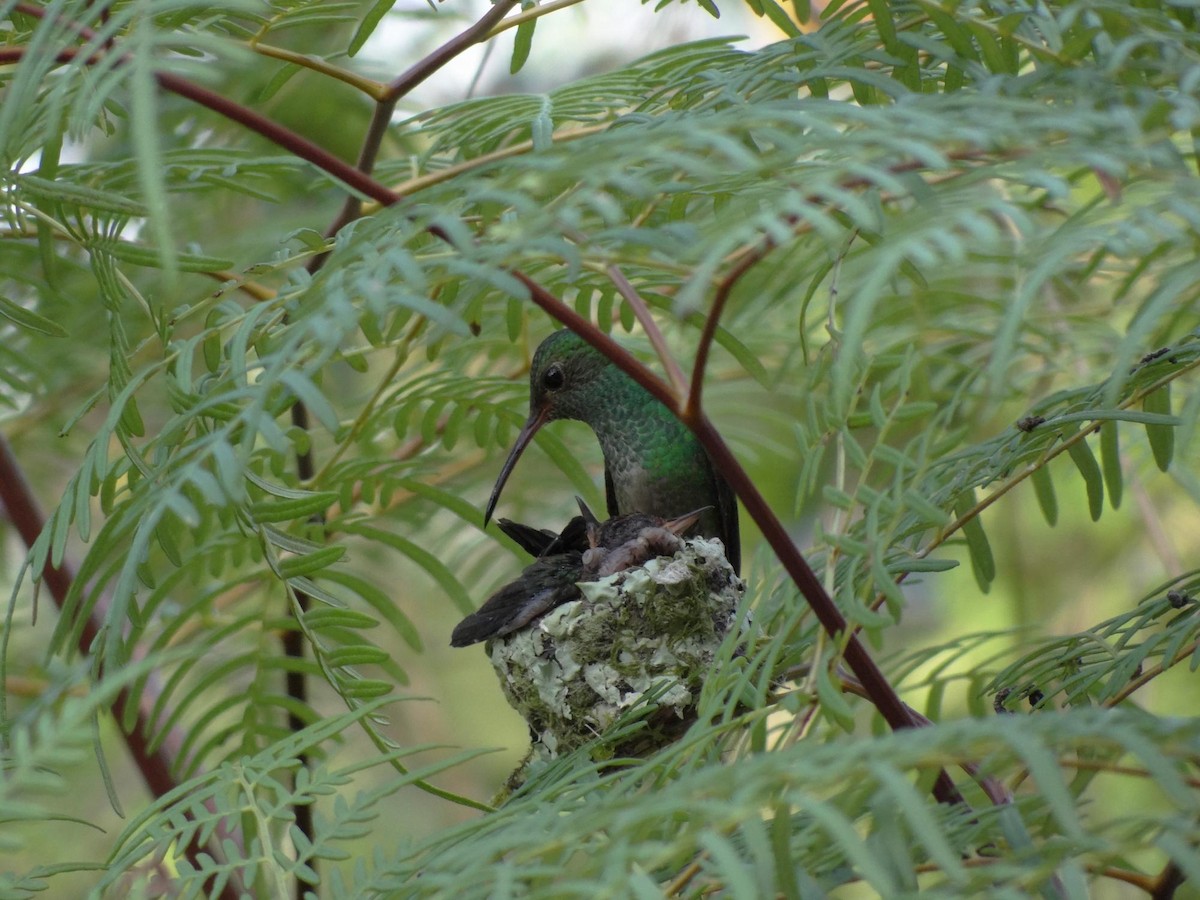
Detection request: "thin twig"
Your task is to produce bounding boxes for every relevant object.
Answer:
[379,123,610,202]
[249,41,386,99]
[862,356,1200,620]
[1055,758,1200,789]
[1130,470,1184,576]
[385,1,520,102]
[155,69,401,206]
[486,0,588,37]
[605,263,688,396]
[306,99,399,275]
[276,4,520,889]
[683,156,989,419]
[663,856,705,896]
[1104,637,1200,708]
[283,398,315,891]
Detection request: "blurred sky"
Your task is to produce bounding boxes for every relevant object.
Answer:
[360,0,778,109]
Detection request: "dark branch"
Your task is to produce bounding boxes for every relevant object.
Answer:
[280,5,520,891]
[385,1,520,102]
[685,240,763,418]
[0,434,245,900]
[1151,861,1186,900]
[154,70,401,206]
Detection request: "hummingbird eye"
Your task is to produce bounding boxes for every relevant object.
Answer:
[542,364,565,392]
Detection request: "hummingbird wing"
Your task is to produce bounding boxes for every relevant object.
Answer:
[450,553,583,647]
[709,457,741,575]
[604,464,620,518]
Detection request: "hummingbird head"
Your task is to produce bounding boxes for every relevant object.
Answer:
[484,331,614,526]
[527,329,612,422]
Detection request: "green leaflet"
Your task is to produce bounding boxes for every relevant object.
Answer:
[510,16,536,75]
[954,491,995,592]
[1030,463,1058,526]
[1067,438,1104,522]
[0,294,67,337]
[1143,385,1175,472]
[88,239,232,272]
[1099,420,1123,510]
[276,545,347,579]
[14,173,148,216]
[349,0,395,57]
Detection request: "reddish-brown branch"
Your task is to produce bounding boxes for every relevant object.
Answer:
[284,3,520,886]
[15,0,99,41]
[385,1,520,101]
[154,70,402,206]
[310,0,520,269]
[0,40,402,206]
[0,435,244,900]
[685,241,763,418]
[1151,861,1185,900]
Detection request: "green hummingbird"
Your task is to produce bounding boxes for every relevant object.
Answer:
[451,499,705,647]
[483,329,741,573]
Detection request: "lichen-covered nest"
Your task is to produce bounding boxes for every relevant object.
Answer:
[486,536,745,761]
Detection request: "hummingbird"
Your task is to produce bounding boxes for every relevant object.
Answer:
[483,329,740,573]
[451,499,705,647]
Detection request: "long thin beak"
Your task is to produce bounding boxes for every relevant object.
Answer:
[663,507,709,537]
[483,406,550,526]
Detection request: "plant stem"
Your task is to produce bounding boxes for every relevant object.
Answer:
[0,434,245,900]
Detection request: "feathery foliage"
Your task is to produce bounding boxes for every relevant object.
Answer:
[1,0,1198,896]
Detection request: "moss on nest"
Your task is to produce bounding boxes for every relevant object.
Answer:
[486,536,745,763]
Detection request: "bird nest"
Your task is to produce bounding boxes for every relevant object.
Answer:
[486,535,745,765]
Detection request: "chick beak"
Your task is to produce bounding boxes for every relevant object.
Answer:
[483,405,551,526]
[575,496,603,549]
[663,507,709,537]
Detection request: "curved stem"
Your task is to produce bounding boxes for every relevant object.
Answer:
[685,240,763,419]
[386,0,520,102]
[250,41,386,100]
[154,69,401,206]
[486,0,588,37]
[605,262,688,396]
